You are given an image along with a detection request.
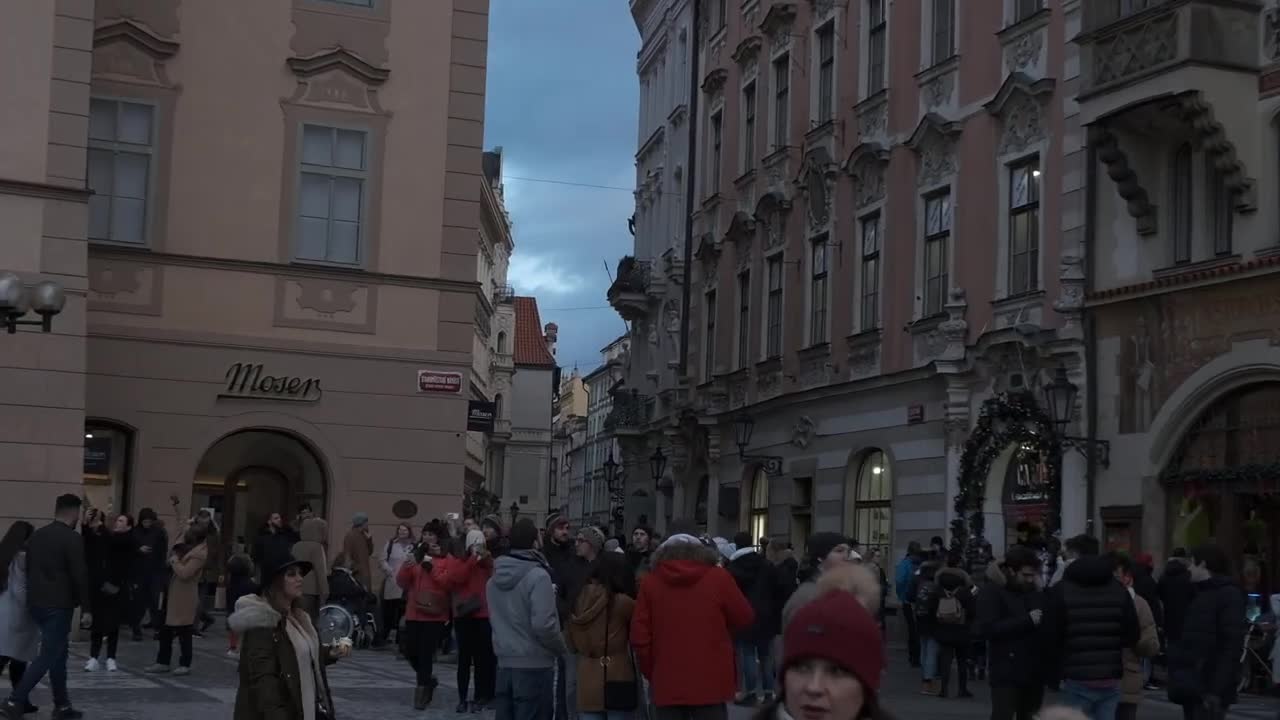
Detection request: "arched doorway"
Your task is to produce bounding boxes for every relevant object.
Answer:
[192,430,328,550]
[1161,381,1280,594]
[83,420,134,514]
[746,467,769,543]
[847,450,892,560]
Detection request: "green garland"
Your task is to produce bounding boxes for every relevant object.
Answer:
[951,389,1063,567]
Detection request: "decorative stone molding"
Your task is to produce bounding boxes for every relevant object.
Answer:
[797,345,832,388]
[924,72,955,110]
[287,47,390,85]
[937,288,969,362]
[724,210,757,265]
[791,416,816,449]
[907,114,962,189]
[810,0,836,21]
[294,279,360,315]
[1054,254,1086,336]
[855,96,889,143]
[275,277,376,334]
[701,67,729,96]
[1266,6,1280,62]
[285,47,390,113]
[753,192,792,250]
[759,3,798,50]
[1004,26,1044,73]
[1091,11,1177,88]
[1169,91,1257,212]
[1088,126,1158,235]
[845,142,890,209]
[985,73,1055,157]
[728,370,750,409]
[733,35,764,66]
[846,331,882,379]
[93,20,180,86]
[794,147,838,232]
[755,358,785,401]
[694,234,721,278]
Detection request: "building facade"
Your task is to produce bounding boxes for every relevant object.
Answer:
[2,0,493,545]
[503,298,559,525]
[1081,0,1280,588]
[554,368,589,524]
[583,336,630,533]
[613,0,1090,561]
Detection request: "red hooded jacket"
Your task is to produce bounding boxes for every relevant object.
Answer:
[448,553,494,619]
[630,539,754,706]
[397,553,455,623]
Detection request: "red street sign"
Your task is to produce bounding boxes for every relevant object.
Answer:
[417,370,463,394]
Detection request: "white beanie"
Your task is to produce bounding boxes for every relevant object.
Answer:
[466,529,485,550]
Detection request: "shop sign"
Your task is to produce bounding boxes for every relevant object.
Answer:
[907,404,924,424]
[220,362,322,402]
[467,400,496,432]
[418,369,463,394]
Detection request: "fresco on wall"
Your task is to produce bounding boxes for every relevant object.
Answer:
[1099,274,1280,435]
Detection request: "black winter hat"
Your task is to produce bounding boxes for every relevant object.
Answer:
[806,532,850,565]
[509,518,540,550]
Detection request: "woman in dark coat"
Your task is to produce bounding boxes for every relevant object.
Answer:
[83,510,135,671]
[926,557,976,699]
[230,554,350,720]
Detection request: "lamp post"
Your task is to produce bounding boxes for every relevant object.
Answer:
[0,272,65,334]
[603,450,621,533]
[509,501,520,527]
[1042,365,1111,468]
[733,412,784,476]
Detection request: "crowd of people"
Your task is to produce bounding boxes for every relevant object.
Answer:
[0,493,1268,720]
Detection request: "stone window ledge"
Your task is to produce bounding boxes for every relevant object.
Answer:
[1152,254,1241,279]
[991,289,1045,310]
[907,313,946,335]
[997,7,1051,42]
[915,55,960,86]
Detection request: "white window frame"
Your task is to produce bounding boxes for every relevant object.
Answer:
[737,270,751,370]
[294,122,371,267]
[1006,156,1041,297]
[858,212,882,332]
[864,0,888,97]
[926,0,956,67]
[763,252,784,359]
[813,22,836,124]
[921,189,953,318]
[808,235,830,346]
[771,53,790,151]
[1171,143,1193,265]
[87,97,157,246]
[704,288,718,381]
[709,109,723,195]
[742,80,757,173]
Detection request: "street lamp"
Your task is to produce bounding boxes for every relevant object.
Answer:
[0,273,65,334]
[1042,365,1111,468]
[603,451,619,489]
[650,446,672,499]
[733,412,784,476]
[603,451,622,532]
[509,501,520,526]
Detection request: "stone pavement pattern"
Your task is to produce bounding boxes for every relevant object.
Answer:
[20,633,1277,719]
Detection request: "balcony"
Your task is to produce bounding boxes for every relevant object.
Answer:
[1077,0,1262,123]
[491,351,514,371]
[603,388,653,436]
[606,256,653,323]
[494,285,515,304]
[493,419,512,437]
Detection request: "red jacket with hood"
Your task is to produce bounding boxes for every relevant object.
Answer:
[397,553,455,623]
[630,537,754,706]
[449,553,494,619]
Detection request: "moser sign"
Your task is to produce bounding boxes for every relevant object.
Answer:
[467,400,496,433]
[220,362,322,402]
[418,369,463,394]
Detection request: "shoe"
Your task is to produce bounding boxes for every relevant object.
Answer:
[200,618,214,634]
[472,697,491,712]
[0,700,23,720]
[21,703,38,715]
[106,658,118,672]
[83,658,99,672]
[226,649,240,659]
[173,666,191,676]
[192,632,204,640]
[456,701,470,713]
[1143,682,1160,691]
[413,686,428,710]
[143,664,171,674]
[51,707,83,720]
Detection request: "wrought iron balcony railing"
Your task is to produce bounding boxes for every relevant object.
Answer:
[603,388,652,433]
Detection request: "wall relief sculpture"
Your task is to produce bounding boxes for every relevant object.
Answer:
[791,416,816,448]
[846,144,889,209]
[907,115,961,189]
[998,94,1046,156]
[1004,28,1044,74]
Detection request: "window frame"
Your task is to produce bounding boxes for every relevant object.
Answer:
[765,254,784,359]
[809,236,829,345]
[773,54,790,150]
[1014,0,1042,23]
[709,110,723,195]
[87,97,157,246]
[1007,157,1041,297]
[859,212,881,332]
[932,0,956,65]
[1208,153,1233,257]
[749,468,769,543]
[816,22,835,122]
[850,450,892,561]
[704,289,718,381]
[867,0,887,96]
[923,190,952,317]
[742,81,757,172]
[294,122,371,267]
[1171,143,1193,265]
[737,270,751,369]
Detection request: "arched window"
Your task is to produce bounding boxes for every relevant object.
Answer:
[851,450,892,559]
[748,468,769,544]
[84,421,133,513]
[1171,143,1192,264]
[496,331,507,354]
[494,393,504,419]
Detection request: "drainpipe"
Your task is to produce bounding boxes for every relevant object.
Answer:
[678,0,700,379]
[1083,134,1099,536]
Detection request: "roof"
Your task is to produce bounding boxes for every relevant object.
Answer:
[513,296,557,368]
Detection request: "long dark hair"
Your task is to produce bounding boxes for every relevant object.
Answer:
[589,551,632,596]
[0,521,36,593]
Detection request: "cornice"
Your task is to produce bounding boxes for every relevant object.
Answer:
[758,2,798,35]
[701,67,729,95]
[732,35,763,65]
[906,112,963,151]
[287,47,390,85]
[94,19,180,57]
[984,72,1056,115]
[843,142,891,172]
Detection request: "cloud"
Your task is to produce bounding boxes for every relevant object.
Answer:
[508,253,585,296]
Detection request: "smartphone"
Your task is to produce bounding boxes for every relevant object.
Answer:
[446,512,460,521]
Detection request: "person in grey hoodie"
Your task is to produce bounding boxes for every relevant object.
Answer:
[486,517,566,720]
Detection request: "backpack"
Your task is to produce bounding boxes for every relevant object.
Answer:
[936,587,966,625]
[914,579,936,618]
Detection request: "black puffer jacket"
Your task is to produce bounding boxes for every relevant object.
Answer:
[926,567,975,647]
[726,549,785,641]
[977,563,1044,688]
[1158,559,1194,642]
[1166,575,1246,707]
[544,538,588,623]
[1041,555,1138,683]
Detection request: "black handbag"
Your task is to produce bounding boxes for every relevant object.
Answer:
[453,594,483,618]
[601,594,638,711]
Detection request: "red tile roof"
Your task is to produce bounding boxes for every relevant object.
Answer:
[513,296,557,368]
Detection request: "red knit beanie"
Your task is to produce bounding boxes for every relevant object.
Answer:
[782,590,885,696]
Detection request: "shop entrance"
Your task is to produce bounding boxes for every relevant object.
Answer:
[192,429,327,552]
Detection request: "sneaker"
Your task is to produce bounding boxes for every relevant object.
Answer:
[83,658,99,672]
[226,649,240,659]
[456,702,470,713]
[143,664,171,674]
[106,659,118,672]
[51,706,83,720]
[172,666,191,676]
[0,700,23,720]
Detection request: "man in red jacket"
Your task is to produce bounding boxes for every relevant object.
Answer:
[630,525,754,720]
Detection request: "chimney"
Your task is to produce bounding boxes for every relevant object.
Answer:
[544,322,558,357]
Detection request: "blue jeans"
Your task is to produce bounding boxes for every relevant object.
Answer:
[920,636,939,680]
[7,607,73,707]
[736,639,774,694]
[1060,680,1121,720]
[496,667,555,720]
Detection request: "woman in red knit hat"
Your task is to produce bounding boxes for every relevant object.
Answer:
[756,589,893,720]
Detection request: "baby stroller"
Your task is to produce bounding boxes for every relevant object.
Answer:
[317,566,379,649]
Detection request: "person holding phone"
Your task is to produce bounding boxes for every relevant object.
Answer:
[82,511,134,672]
[397,523,456,709]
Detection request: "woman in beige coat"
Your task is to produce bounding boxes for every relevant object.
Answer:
[291,518,329,623]
[1118,557,1160,720]
[145,524,209,675]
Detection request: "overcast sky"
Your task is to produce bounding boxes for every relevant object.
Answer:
[485,0,640,374]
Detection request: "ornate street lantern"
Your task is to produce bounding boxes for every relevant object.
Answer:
[1043,365,1078,435]
[649,447,667,483]
[733,412,755,455]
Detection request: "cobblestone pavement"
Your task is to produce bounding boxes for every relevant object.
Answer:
[14,631,1276,719]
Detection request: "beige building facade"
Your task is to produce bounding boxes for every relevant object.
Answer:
[3,0,492,547]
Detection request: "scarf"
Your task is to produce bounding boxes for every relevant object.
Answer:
[285,612,323,720]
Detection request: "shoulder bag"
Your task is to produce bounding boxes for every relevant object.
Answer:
[601,593,638,711]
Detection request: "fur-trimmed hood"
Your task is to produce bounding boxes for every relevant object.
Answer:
[652,537,718,566]
[649,537,720,588]
[228,593,315,634]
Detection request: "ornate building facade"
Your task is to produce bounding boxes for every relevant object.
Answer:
[612,0,1092,559]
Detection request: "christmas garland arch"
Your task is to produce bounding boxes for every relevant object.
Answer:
[951,389,1063,564]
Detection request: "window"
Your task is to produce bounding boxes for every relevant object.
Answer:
[704,290,717,380]
[923,191,952,316]
[773,55,790,149]
[297,124,368,265]
[932,0,956,64]
[1015,0,1041,22]
[737,271,751,368]
[88,99,154,244]
[496,331,507,354]
[809,237,829,345]
[765,255,784,358]
[1008,158,1041,296]
[708,111,723,195]
[816,24,835,122]
[742,82,757,171]
[748,468,769,543]
[1171,144,1192,264]
[849,450,892,565]
[716,0,727,31]
[860,213,881,331]
[1208,154,1233,256]
[867,0,887,95]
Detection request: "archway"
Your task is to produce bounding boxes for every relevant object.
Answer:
[846,450,893,560]
[192,429,328,550]
[84,420,134,515]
